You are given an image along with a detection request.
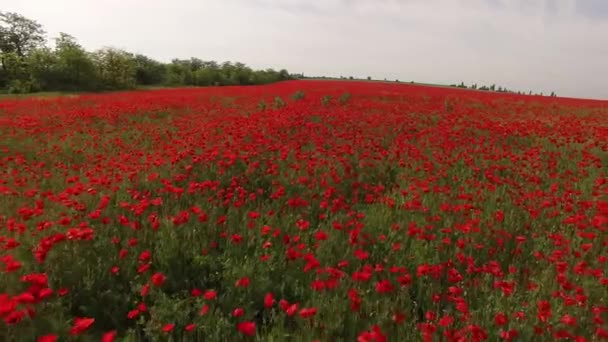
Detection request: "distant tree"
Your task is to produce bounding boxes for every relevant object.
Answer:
[338,92,351,105]
[133,54,166,85]
[278,69,290,81]
[1,52,31,92]
[0,12,45,58]
[93,48,137,90]
[4,12,562,96]
[53,33,98,90]
[0,12,46,89]
[27,47,58,91]
[166,59,190,85]
[0,11,294,93]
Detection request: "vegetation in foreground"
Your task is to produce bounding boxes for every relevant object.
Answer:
[0,80,607,341]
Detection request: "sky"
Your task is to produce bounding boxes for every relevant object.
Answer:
[2,0,608,99]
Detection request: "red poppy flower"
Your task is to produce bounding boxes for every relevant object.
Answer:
[237,321,256,336]
[70,317,94,335]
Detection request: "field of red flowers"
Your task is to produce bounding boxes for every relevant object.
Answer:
[1,80,607,341]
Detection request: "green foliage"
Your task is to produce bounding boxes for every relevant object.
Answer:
[290,90,305,101]
[164,60,289,88]
[273,96,286,109]
[7,78,36,94]
[258,100,267,111]
[0,51,29,91]
[0,11,292,94]
[93,48,137,90]
[26,47,57,90]
[133,54,166,85]
[0,11,45,57]
[454,81,544,96]
[53,33,98,91]
[338,92,351,105]
[1,12,46,90]
[321,95,332,106]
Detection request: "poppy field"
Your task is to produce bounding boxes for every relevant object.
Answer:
[1,80,608,341]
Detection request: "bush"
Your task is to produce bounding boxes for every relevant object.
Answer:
[273,96,286,109]
[291,90,305,101]
[321,95,332,106]
[338,92,351,105]
[7,79,35,94]
[258,100,267,111]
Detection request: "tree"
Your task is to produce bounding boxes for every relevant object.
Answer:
[27,47,58,91]
[54,33,98,90]
[189,57,204,71]
[0,12,46,89]
[195,61,220,86]
[194,67,216,86]
[0,11,294,93]
[0,12,45,58]
[0,51,32,92]
[133,54,166,85]
[93,48,137,90]
[278,69,290,81]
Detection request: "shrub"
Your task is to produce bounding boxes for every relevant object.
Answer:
[291,90,305,101]
[338,92,351,105]
[273,96,286,109]
[258,100,267,111]
[321,95,332,106]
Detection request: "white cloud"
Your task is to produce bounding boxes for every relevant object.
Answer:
[2,0,607,98]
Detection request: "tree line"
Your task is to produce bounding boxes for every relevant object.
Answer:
[450,81,557,97]
[0,12,291,94]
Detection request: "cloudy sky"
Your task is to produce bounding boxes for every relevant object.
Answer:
[3,0,608,99]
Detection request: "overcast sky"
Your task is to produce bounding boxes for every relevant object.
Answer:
[3,0,607,99]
